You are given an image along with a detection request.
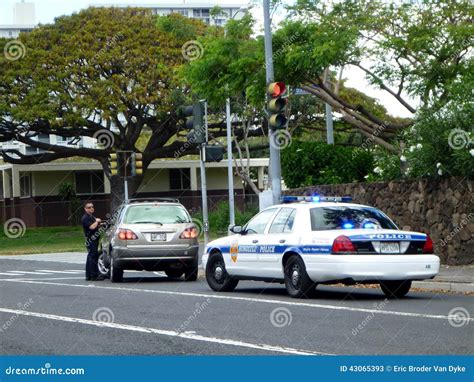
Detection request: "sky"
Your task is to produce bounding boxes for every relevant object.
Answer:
[0,0,416,118]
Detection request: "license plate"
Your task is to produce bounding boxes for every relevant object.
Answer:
[151,233,166,241]
[380,242,400,254]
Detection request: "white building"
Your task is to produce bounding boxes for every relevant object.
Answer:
[0,1,36,38]
[96,2,249,25]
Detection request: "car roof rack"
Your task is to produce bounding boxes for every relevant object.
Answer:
[126,197,180,204]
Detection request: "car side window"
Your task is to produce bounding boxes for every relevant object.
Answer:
[245,208,278,235]
[269,208,296,234]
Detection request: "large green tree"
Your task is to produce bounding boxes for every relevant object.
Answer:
[0,8,248,209]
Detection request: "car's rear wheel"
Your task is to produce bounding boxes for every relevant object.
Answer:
[165,269,184,279]
[206,253,238,292]
[284,255,316,298]
[184,265,198,281]
[97,251,110,278]
[110,258,123,283]
[380,280,412,298]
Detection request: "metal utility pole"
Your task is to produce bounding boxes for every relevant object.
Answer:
[323,68,334,145]
[226,98,235,231]
[263,0,282,205]
[200,100,209,245]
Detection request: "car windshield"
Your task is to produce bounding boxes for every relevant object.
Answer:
[310,206,398,231]
[123,204,190,224]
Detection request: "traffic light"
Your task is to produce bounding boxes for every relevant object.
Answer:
[181,102,206,144]
[266,82,288,129]
[109,153,118,176]
[131,152,143,176]
[204,145,225,162]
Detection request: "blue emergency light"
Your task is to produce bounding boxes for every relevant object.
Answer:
[281,195,353,203]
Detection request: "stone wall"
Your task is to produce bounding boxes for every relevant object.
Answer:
[286,177,473,265]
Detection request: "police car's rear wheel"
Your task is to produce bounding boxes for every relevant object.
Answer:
[380,280,412,298]
[284,255,315,298]
[206,253,238,292]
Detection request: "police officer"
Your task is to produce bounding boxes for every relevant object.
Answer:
[82,202,104,281]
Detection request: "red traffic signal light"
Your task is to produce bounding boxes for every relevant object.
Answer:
[267,82,286,98]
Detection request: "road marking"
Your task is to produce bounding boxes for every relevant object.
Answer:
[0,272,25,276]
[36,270,83,274]
[0,307,325,355]
[7,271,53,275]
[4,279,473,323]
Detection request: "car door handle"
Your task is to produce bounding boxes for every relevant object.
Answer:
[279,239,286,243]
[252,239,259,243]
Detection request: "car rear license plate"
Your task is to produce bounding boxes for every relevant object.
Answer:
[151,233,166,241]
[380,242,400,253]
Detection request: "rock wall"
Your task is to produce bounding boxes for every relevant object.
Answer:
[286,178,473,265]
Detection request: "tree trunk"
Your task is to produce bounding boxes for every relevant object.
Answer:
[109,175,144,213]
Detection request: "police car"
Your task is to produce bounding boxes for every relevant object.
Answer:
[203,196,439,298]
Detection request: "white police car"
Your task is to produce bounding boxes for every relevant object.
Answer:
[203,196,439,298]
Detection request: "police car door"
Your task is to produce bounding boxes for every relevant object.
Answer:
[257,207,297,278]
[235,207,278,276]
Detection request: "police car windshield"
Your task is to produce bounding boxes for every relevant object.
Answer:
[310,206,398,231]
[123,205,190,224]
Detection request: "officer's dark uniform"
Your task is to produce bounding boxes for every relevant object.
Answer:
[82,212,100,280]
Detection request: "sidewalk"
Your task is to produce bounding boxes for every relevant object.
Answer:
[412,265,474,294]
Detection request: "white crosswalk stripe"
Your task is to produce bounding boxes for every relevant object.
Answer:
[0,272,25,276]
[36,270,83,274]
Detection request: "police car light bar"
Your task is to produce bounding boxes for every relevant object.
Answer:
[281,195,353,203]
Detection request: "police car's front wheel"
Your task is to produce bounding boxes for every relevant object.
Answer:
[284,255,316,298]
[206,253,238,292]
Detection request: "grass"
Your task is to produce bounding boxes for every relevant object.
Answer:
[0,226,85,256]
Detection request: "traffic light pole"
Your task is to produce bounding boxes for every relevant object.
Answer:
[263,0,282,205]
[226,98,235,231]
[201,101,209,245]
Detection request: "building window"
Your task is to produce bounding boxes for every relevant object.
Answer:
[20,173,31,197]
[193,8,210,17]
[169,169,191,190]
[75,171,104,195]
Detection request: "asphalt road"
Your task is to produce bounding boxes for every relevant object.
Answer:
[0,255,472,356]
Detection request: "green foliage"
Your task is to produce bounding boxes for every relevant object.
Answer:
[281,141,374,188]
[192,201,258,235]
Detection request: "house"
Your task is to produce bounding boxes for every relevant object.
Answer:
[0,158,269,227]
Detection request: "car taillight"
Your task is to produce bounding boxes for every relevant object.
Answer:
[180,227,199,239]
[118,229,138,240]
[423,235,434,253]
[332,235,356,254]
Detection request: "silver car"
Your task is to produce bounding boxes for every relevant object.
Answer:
[98,199,199,283]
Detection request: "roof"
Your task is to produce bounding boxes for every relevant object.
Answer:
[93,3,246,9]
[271,202,373,210]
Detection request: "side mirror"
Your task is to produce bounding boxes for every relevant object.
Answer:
[230,225,243,234]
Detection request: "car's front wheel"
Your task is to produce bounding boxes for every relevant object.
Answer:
[205,253,238,292]
[110,258,123,283]
[380,280,412,298]
[284,255,316,298]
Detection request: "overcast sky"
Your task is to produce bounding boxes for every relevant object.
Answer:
[0,0,416,118]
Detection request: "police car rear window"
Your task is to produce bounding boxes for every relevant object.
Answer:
[310,207,397,231]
